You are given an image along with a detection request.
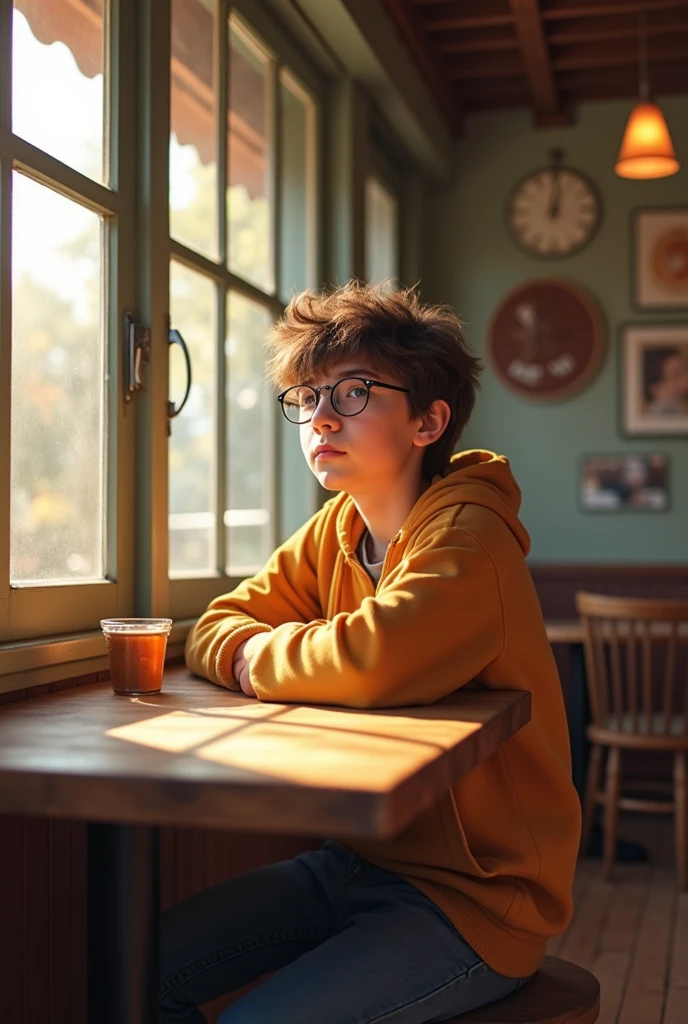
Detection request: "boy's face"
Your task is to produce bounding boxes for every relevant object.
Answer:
[297,359,426,495]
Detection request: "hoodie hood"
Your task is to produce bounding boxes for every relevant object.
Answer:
[336,449,530,559]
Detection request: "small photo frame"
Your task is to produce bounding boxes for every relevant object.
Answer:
[621,324,688,436]
[580,453,669,513]
[632,208,688,310]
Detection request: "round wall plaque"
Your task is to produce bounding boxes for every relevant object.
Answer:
[486,279,606,401]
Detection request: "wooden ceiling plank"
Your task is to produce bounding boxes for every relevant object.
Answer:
[552,38,688,71]
[508,0,559,112]
[447,53,526,79]
[421,0,515,33]
[547,9,688,45]
[383,0,463,133]
[435,23,519,54]
[438,36,521,54]
[542,0,688,22]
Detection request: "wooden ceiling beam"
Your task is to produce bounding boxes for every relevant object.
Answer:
[383,0,463,133]
[508,0,560,114]
[542,0,688,22]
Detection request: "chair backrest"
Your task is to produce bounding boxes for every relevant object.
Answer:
[575,591,688,740]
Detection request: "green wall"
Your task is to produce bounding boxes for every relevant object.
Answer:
[422,97,688,564]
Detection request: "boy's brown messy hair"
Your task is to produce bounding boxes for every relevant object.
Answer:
[265,280,482,478]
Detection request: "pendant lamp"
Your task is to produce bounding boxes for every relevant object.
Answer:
[615,0,679,180]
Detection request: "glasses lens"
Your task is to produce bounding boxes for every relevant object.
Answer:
[282,386,316,423]
[332,378,369,417]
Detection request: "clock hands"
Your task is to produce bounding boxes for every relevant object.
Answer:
[547,148,564,220]
[547,170,561,219]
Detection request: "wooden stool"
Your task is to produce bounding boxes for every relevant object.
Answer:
[445,956,600,1024]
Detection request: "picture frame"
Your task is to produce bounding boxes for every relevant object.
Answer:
[632,208,688,310]
[579,453,670,513]
[620,324,688,436]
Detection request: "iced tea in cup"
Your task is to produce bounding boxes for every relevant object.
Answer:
[100,618,173,695]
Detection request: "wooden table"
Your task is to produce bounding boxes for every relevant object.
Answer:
[0,666,530,1024]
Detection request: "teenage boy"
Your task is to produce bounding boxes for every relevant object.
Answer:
[161,282,581,1024]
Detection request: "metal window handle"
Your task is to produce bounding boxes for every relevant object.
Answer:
[167,327,192,436]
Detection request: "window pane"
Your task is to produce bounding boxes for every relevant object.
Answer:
[226,294,272,575]
[170,0,218,260]
[365,177,398,285]
[228,25,273,293]
[10,173,105,583]
[12,1,105,183]
[168,262,217,576]
[279,73,315,302]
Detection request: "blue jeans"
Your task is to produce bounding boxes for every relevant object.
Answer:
[160,838,529,1024]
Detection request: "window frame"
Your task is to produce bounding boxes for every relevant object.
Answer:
[0,0,138,649]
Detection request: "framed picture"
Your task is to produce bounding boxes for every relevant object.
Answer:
[620,324,688,436]
[632,208,688,310]
[579,453,669,513]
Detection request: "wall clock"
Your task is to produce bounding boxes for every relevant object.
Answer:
[507,149,601,258]
[487,279,606,400]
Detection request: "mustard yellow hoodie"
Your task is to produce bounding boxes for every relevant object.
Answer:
[185,450,581,978]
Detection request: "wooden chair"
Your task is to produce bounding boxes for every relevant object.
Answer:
[446,956,600,1023]
[575,591,688,888]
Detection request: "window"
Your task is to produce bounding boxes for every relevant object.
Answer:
[0,0,323,659]
[1,0,136,642]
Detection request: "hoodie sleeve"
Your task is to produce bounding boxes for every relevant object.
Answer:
[249,525,506,708]
[184,509,325,689]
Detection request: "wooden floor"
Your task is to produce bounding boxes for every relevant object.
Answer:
[546,814,687,1024]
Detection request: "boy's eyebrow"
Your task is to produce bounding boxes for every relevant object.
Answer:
[303,368,376,384]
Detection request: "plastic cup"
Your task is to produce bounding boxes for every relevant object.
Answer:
[100,618,173,695]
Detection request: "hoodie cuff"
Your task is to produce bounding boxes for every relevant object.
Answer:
[216,623,273,690]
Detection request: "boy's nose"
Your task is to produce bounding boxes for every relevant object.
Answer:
[310,390,340,430]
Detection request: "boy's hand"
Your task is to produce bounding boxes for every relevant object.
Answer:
[232,639,254,696]
[232,632,272,697]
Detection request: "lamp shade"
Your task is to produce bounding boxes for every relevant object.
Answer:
[615,101,680,179]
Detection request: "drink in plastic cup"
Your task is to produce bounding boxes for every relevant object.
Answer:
[100,618,173,695]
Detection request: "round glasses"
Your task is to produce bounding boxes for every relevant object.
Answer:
[277,377,410,425]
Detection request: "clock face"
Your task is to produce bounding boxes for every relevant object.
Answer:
[507,168,601,258]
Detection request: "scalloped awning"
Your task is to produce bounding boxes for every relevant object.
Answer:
[16,0,265,197]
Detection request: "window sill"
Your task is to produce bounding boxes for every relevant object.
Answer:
[0,619,196,697]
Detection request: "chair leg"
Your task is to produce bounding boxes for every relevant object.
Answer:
[674,752,687,891]
[603,747,621,881]
[581,743,603,856]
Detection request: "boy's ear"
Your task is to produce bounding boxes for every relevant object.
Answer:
[413,399,451,449]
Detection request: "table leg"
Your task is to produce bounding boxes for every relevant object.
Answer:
[88,822,160,1024]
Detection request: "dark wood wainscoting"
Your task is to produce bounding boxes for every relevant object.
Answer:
[0,811,319,1024]
[530,563,688,620]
